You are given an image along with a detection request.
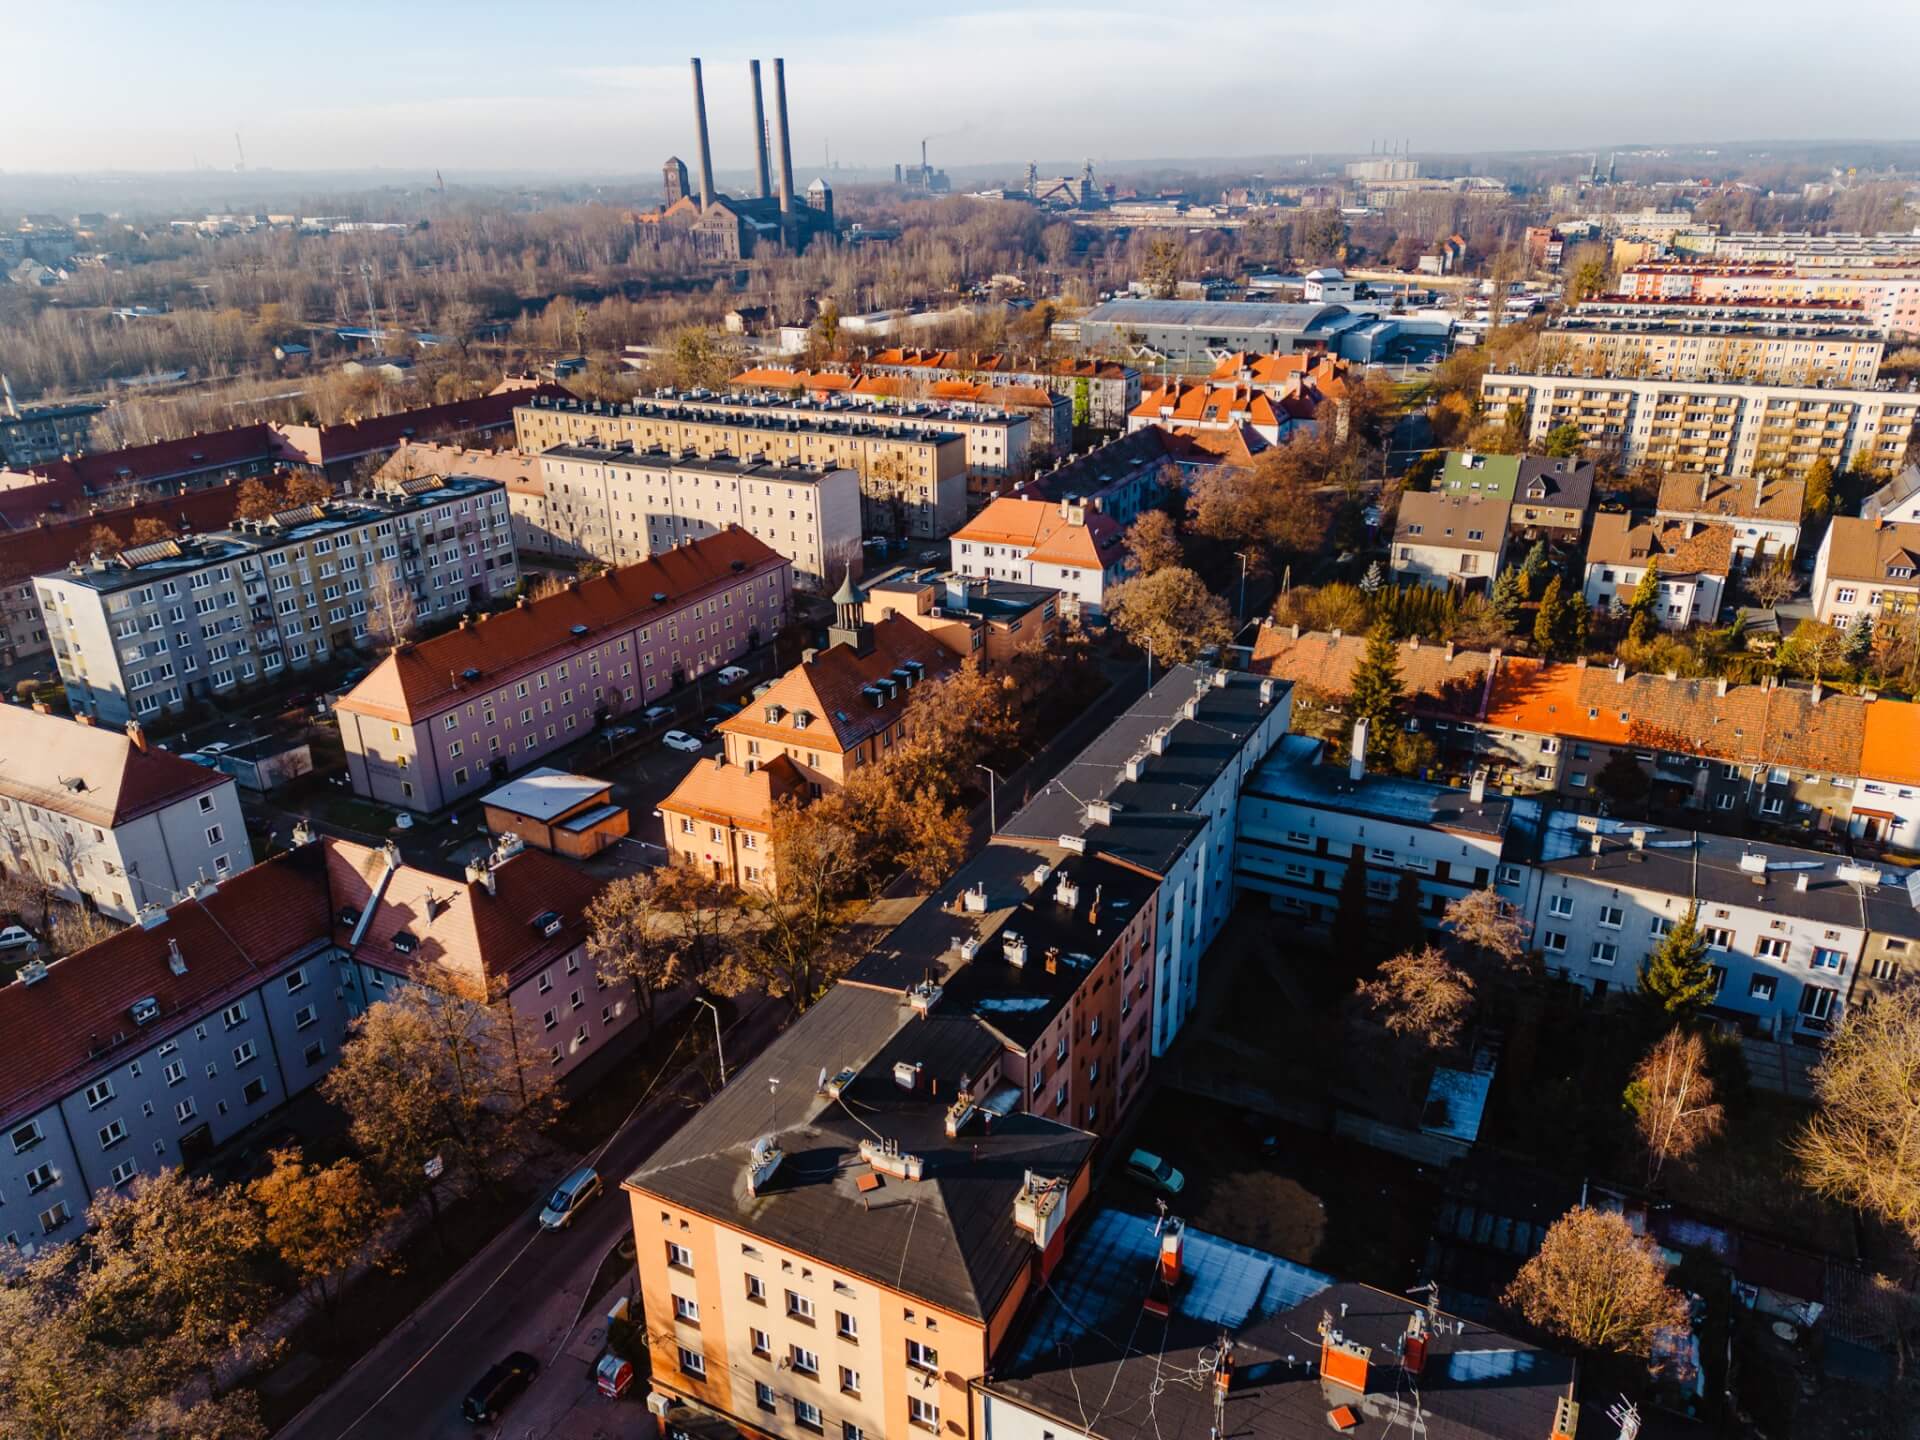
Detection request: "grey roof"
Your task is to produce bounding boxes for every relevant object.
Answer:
[1863,464,1920,523]
[1021,428,1180,505]
[1245,734,1527,842]
[625,982,1095,1322]
[1512,456,1595,511]
[989,1223,1574,1440]
[849,838,1066,993]
[541,443,845,484]
[1077,298,1355,336]
[1001,665,1285,860]
[480,767,610,822]
[1522,811,1920,939]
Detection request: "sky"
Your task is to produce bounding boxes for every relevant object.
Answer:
[4,0,1918,178]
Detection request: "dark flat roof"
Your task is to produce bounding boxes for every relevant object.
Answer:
[1246,735,1518,841]
[848,838,1065,994]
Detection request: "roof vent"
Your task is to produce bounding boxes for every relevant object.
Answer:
[18,959,49,986]
[944,1090,977,1138]
[570,624,589,637]
[1738,852,1769,876]
[130,995,160,1025]
[746,1134,785,1196]
[1148,729,1169,756]
[1055,875,1081,910]
[135,903,168,931]
[962,884,987,914]
[461,667,481,682]
[908,978,944,1017]
[1085,800,1115,827]
[893,1060,923,1090]
[1837,862,1884,887]
[652,592,668,603]
[1004,932,1028,968]
[821,1066,857,1099]
[167,939,187,975]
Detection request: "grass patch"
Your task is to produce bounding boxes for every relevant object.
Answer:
[312,793,398,838]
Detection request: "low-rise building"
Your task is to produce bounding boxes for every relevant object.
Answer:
[1810,515,1920,626]
[0,399,102,468]
[949,497,1126,621]
[1478,371,1920,477]
[1391,490,1510,591]
[859,565,1060,664]
[529,445,861,590]
[1656,472,1804,562]
[513,392,967,540]
[1437,451,1595,549]
[0,707,252,919]
[337,528,790,812]
[1582,513,1734,627]
[35,476,517,726]
[1126,381,1314,446]
[480,768,628,858]
[858,349,1142,431]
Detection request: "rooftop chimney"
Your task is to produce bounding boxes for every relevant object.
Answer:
[772,58,795,217]
[124,719,148,753]
[748,60,773,200]
[1349,717,1370,782]
[1469,770,1487,804]
[1319,1331,1371,1395]
[689,58,716,208]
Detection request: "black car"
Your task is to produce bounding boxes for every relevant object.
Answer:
[700,703,741,736]
[462,1351,538,1424]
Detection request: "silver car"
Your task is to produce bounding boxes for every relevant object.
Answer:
[538,1167,602,1229]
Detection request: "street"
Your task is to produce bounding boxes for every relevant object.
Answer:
[275,996,788,1440]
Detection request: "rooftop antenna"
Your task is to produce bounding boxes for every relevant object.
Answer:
[233,131,245,172]
[767,1075,782,1133]
[1407,1280,1441,1328]
[360,260,381,347]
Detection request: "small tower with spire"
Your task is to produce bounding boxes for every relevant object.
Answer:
[827,567,873,656]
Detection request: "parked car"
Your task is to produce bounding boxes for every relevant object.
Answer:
[538,1167,602,1230]
[1124,1148,1186,1196]
[700,706,739,736]
[662,730,704,753]
[181,753,221,768]
[639,704,672,725]
[199,741,233,755]
[715,665,750,686]
[462,1352,539,1425]
[599,725,638,748]
[0,925,37,951]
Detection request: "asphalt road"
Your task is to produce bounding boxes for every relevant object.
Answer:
[276,996,788,1440]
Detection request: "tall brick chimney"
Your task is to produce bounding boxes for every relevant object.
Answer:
[748,60,773,200]
[689,58,715,209]
[773,58,795,218]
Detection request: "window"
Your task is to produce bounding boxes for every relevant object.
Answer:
[1812,949,1845,972]
[232,1040,257,1067]
[673,1294,700,1324]
[164,1060,186,1085]
[85,1078,115,1109]
[110,1158,138,1186]
[756,1381,776,1412]
[206,824,224,846]
[175,1098,198,1123]
[220,1001,247,1029]
[24,1162,57,1193]
[909,1396,940,1431]
[666,1241,693,1271]
[1750,976,1777,1001]
[1800,985,1838,1024]
[1705,927,1734,950]
[836,1310,858,1340]
[678,1347,705,1379]
[38,1201,71,1234]
[1591,942,1618,966]
[1649,916,1674,937]
[793,1399,823,1432]
[746,1273,766,1303]
[787,1290,815,1321]
[242,1076,267,1104]
[9,1121,42,1153]
[1756,937,1790,961]
[98,1119,127,1148]
[1548,894,1573,918]
[907,1339,938,1371]
[294,1003,317,1029]
[1542,931,1568,954]
[751,1327,772,1358]
[843,1425,865,1440]
[285,967,308,994]
[1598,906,1623,929]
[840,1365,861,1394]
[790,1344,820,1377]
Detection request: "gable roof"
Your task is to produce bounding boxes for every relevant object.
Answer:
[717,617,958,755]
[1657,471,1805,525]
[21,423,278,494]
[378,441,541,490]
[1820,516,1920,585]
[1394,490,1511,551]
[1246,626,1497,717]
[1585,512,1735,575]
[276,383,571,465]
[0,706,227,827]
[0,478,289,579]
[1130,382,1285,431]
[1861,699,1920,786]
[950,496,1125,571]
[334,527,786,722]
[0,845,334,1123]
[658,752,806,830]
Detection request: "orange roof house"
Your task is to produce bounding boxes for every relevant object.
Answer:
[951,495,1126,573]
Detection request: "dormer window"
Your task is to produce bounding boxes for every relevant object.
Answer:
[392,932,417,954]
[532,910,563,938]
[337,906,360,927]
[1891,567,1915,580]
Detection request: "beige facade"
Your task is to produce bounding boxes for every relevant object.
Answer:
[1538,322,1883,386]
[1479,372,1920,478]
[514,394,967,540]
[674,388,1032,479]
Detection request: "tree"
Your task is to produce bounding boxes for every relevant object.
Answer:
[1142,236,1182,298]
[1845,612,1875,667]
[1122,510,1181,577]
[1594,748,1652,817]
[128,516,176,545]
[1443,887,1531,972]
[1518,541,1550,600]
[87,523,124,557]
[587,871,685,1030]
[1327,859,1373,998]
[284,472,333,506]
[1533,575,1588,660]
[250,1148,393,1324]
[1802,457,1835,522]
[235,476,279,521]
[1384,871,1426,958]
[1186,437,1336,559]
[1624,1029,1724,1184]
[1358,560,1385,596]
[1105,566,1232,665]
[1744,556,1797,609]
[1490,565,1525,625]
[1627,559,1661,645]
[49,903,121,957]
[667,324,738,389]
[1638,902,1715,1018]
[1540,423,1586,459]
[1347,623,1404,735]
[1795,978,1920,1241]
[1504,1206,1689,1356]
[706,798,864,1012]
[363,558,418,652]
[1357,945,1476,1050]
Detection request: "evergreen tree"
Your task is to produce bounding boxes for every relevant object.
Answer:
[1595,747,1651,816]
[1359,560,1385,596]
[1638,903,1716,1018]
[1519,541,1550,599]
[1328,859,1375,1000]
[1533,575,1566,655]
[1846,612,1874,667]
[1347,623,1404,734]
[1558,590,1592,658]
[1627,560,1662,644]
[1491,565,1525,625]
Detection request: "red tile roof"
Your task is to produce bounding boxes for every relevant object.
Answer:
[1246,626,1497,717]
[0,845,334,1123]
[0,706,228,826]
[951,496,1124,571]
[0,478,302,582]
[335,528,788,723]
[275,383,571,465]
[717,617,959,754]
[20,423,278,492]
[659,752,806,830]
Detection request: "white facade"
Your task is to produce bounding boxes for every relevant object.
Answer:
[1581,558,1726,630]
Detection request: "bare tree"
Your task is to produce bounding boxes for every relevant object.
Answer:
[1443,887,1532,973]
[1795,979,1920,1241]
[587,871,685,1030]
[1356,944,1475,1049]
[1505,1206,1689,1356]
[1625,1029,1724,1183]
[363,559,418,652]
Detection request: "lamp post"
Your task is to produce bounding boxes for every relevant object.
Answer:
[1235,549,1254,622]
[694,996,726,1088]
[977,764,1002,834]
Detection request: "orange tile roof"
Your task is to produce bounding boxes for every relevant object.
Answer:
[659,752,806,830]
[1860,701,1920,786]
[950,496,1125,571]
[1130,383,1285,430]
[717,617,958,755]
[1483,661,1622,743]
[1656,472,1805,525]
[381,442,541,493]
[335,528,787,723]
[1167,425,1271,465]
[730,367,855,393]
[1246,627,1497,716]
[1585,513,1735,575]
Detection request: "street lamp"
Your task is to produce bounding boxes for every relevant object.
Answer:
[976,764,1003,834]
[1235,549,1255,622]
[694,996,726,1088]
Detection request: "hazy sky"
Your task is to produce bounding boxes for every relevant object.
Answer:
[6,0,1918,177]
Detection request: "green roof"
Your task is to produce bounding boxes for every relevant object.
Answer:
[1438,451,1520,499]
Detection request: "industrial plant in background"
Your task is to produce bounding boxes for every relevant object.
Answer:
[638,56,836,260]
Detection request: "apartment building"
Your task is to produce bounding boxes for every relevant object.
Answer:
[1000,665,1293,1056]
[859,565,1060,664]
[0,399,101,468]
[1437,451,1595,548]
[1237,730,1541,938]
[1001,426,1176,528]
[526,444,861,590]
[338,528,791,812]
[513,392,967,539]
[1538,317,1884,386]
[1582,513,1734,628]
[34,476,516,726]
[1126,381,1313,446]
[0,707,252,919]
[857,348,1143,431]
[1569,292,1881,336]
[1391,490,1509,592]
[1616,260,1920,338]
[1810,515,1920,626]
[729,368,1067,462]
[1655,472,1804,562]
[624,978,1097,1440]
[1477,371,1920,477]
[949,497,1126,620]
[0,844,347,1250]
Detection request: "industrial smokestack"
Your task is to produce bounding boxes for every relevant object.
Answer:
[689,58,715,208]
[749,60,772,200]
[773,57,795,217]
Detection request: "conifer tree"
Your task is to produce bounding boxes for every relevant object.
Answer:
[1347,623,1404,734]
[1638,903,1716,1018]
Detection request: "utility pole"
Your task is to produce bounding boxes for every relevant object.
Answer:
[977,765,1002,834]
[694,996,726,1087]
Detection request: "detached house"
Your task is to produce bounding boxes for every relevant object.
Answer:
[1810,516,1920,627]
[1437,451,1595,549]
[949,496,1126,620]
[1391,491,1510,592]
[1582,513,1734,628]
[1656,472,1804,563]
